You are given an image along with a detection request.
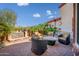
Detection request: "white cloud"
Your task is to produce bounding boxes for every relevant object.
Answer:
[33,13,41,18]
[46,10,52,15]
[48,15,54,19]
[17,3,29,6]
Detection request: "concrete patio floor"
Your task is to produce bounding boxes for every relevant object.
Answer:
[0,41,74,56]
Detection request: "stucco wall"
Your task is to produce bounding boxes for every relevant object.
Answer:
[60,4,73,39]
[56,20,62,28]
[48,20,61,28]
[51,22,55,27]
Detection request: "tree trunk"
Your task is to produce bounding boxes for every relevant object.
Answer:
[5,35,11,42]
[0,36,5,43]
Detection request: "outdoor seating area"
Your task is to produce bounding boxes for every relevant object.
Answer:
[30,29,72,55]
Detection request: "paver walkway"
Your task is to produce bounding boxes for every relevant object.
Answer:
[0,41,74,56]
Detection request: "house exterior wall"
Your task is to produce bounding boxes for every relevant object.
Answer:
[56,20,62,28]
[50,22,55,28]
[51,22,55,27]
[60,4,73,39]
[48,19,61,29]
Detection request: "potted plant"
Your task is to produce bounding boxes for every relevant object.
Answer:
[31,33,47,55]
[45,27,58,46]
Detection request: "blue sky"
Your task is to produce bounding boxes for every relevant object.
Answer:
[0,3,60,27]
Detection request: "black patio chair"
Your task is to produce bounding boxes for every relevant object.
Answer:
[58,32,70,45]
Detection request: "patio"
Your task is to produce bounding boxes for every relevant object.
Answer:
[0,3,77,56]
[0,41,74,56]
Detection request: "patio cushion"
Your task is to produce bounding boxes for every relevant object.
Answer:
[58,31,69,40]
[58,31,70,45]
[59,37,65,40]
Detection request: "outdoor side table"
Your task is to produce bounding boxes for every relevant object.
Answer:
[43,36,58,46]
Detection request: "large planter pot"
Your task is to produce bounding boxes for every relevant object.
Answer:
[31,38,47,55]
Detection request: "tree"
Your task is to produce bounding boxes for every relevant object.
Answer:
[28,22,48,35]
[0,9,17,44]
[0,22,13,43]
[0,9,17,26]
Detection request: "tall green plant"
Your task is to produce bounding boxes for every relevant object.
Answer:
[0,9,17,44]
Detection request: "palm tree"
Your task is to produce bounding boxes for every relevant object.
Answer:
[0,9,17,44]
[0,22,13,43]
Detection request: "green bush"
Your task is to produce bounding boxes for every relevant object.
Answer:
[43,27,58,35]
